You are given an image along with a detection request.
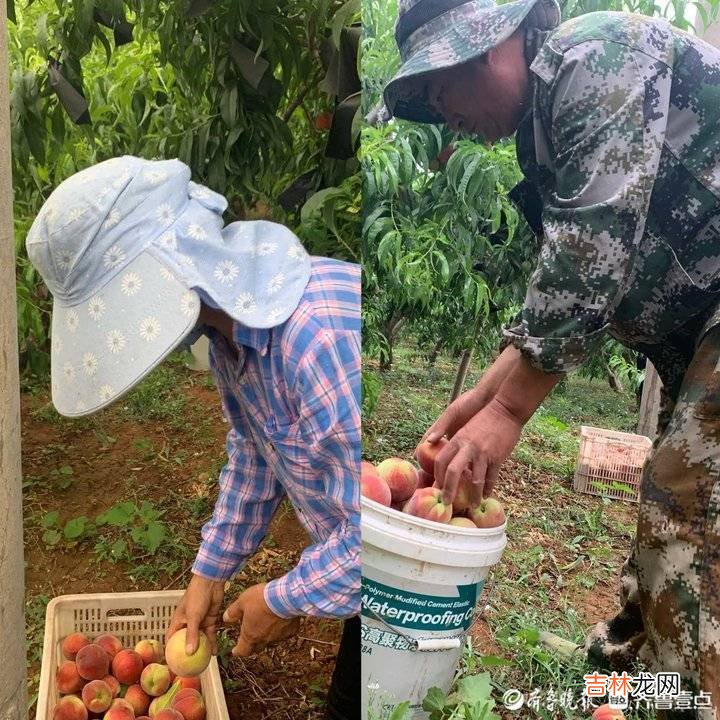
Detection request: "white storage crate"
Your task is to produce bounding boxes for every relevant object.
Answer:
[36,590,229,719]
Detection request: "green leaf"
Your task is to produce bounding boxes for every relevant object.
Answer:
[110,539,128,560]
[41,511,60,529]
[387,703,412,720]
[42,529,61,546]
[422,687,448,713]
[330,0,360,48]
[516,626,540,645]
[453,674,493,705]
[63,517,88,540]
[97,502,136,527]
[58,465,73,476]
[477,654,513,667]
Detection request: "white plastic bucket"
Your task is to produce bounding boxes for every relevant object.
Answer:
[361,496,507,719]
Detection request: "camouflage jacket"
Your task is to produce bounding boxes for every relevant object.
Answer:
[504,12,720,399]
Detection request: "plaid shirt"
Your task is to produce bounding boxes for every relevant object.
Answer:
[191,257,361,619]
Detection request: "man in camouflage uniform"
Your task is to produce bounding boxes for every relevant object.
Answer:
[382,0,720,716]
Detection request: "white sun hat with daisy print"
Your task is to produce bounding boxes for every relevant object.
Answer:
[26,155,311,417]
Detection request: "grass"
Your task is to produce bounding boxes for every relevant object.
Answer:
[364,340,655,719]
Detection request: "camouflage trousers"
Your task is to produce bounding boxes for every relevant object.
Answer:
[584,326,720,720]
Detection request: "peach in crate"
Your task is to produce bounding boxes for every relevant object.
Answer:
[36,590,229,720]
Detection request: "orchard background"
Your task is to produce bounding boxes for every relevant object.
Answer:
[11,1,361,717]
[361,0,719,717]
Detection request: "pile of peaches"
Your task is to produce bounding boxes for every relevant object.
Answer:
[53,628,210,720]
[362,438,505,529]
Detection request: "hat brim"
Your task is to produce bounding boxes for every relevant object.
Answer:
[50,249,200,417]
[384,0,558,123]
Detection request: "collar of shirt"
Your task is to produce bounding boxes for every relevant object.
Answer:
[232,322,271,355]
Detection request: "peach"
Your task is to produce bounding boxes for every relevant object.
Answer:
[417,469,434,488]
[361,469,391,506]
[177,676,202,691]
[103,674,121,697]
[468,497,505,528]
[172,688,206,720]
[62,632,90,661]
[165,629,211,677]
[112,649,144,684]
[376,458,418,503]
[141,663,171,696]
[104,704,135,720]
[95,633,124,660]
[137,717,152,720]
[135,639,163,665]
[110,698,134,712]
[56,660,85,694]
[415,437,448,475]
[453,471,473,513]
[449,516,477,528]
[149,679,182,715]
[361,460,377,476]
[75,644,110,680]
[125,683,151,715]
[53,695,88,720]
[592,706,625,720]
[81,679,112,713]
[155,710,184,720]
[403,487,452,524]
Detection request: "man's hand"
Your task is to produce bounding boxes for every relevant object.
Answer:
[420,345,521,446]
[166,574,225,655]
[433,398,523,505]
[223,583,301,657]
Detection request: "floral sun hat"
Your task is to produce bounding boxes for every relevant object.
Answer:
[383,0,560,123]
[26,155,311,417]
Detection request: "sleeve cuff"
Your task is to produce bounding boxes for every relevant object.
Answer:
[191,550,241,582]
[264,577,303,619]
[502,323,608,374]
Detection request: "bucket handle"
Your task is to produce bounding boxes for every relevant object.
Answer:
[361,598,464,652]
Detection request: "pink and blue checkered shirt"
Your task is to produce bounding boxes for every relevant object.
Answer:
[191,257,360,619]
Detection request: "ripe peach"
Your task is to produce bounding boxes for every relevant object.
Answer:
[403,487,452,524]
[103,674,121,698]
[135,638,163,665]
[52,695,88,720]
[104,704,135,720]
[95,633,123,660]
[592,705,626,720]
[468,497,505,528]
[62,632,90,661]
[81,679,112,713]
[56,660,85,694]
[449,516,477,528]
[172,688,206,720]
[125,683,151,715]
[112,649,144,684]
[141,663,171,696]
[110,698,134,712]
[453,471,473,513]
[155,710,184,720]
[165,629,211,677]
[361,469,391,506]
[415,437,448,475]
[417,469,434,488]
[75,644,110,680]
[376,458,418,503]
[361,460,377,476]
[177,676,202,691]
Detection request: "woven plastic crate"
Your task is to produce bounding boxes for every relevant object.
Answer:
[573,425,652,502]
[36,590,229,720]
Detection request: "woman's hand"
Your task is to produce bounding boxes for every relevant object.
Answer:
[433,398,523,505]
[166,574,226,655]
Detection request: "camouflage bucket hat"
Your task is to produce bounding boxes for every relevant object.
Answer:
[384,0,561,123]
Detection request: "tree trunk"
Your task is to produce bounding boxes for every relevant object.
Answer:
[427,336,444,368]
[0,2,28,715]
[449,314,484,402]
[379,312,405,372]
